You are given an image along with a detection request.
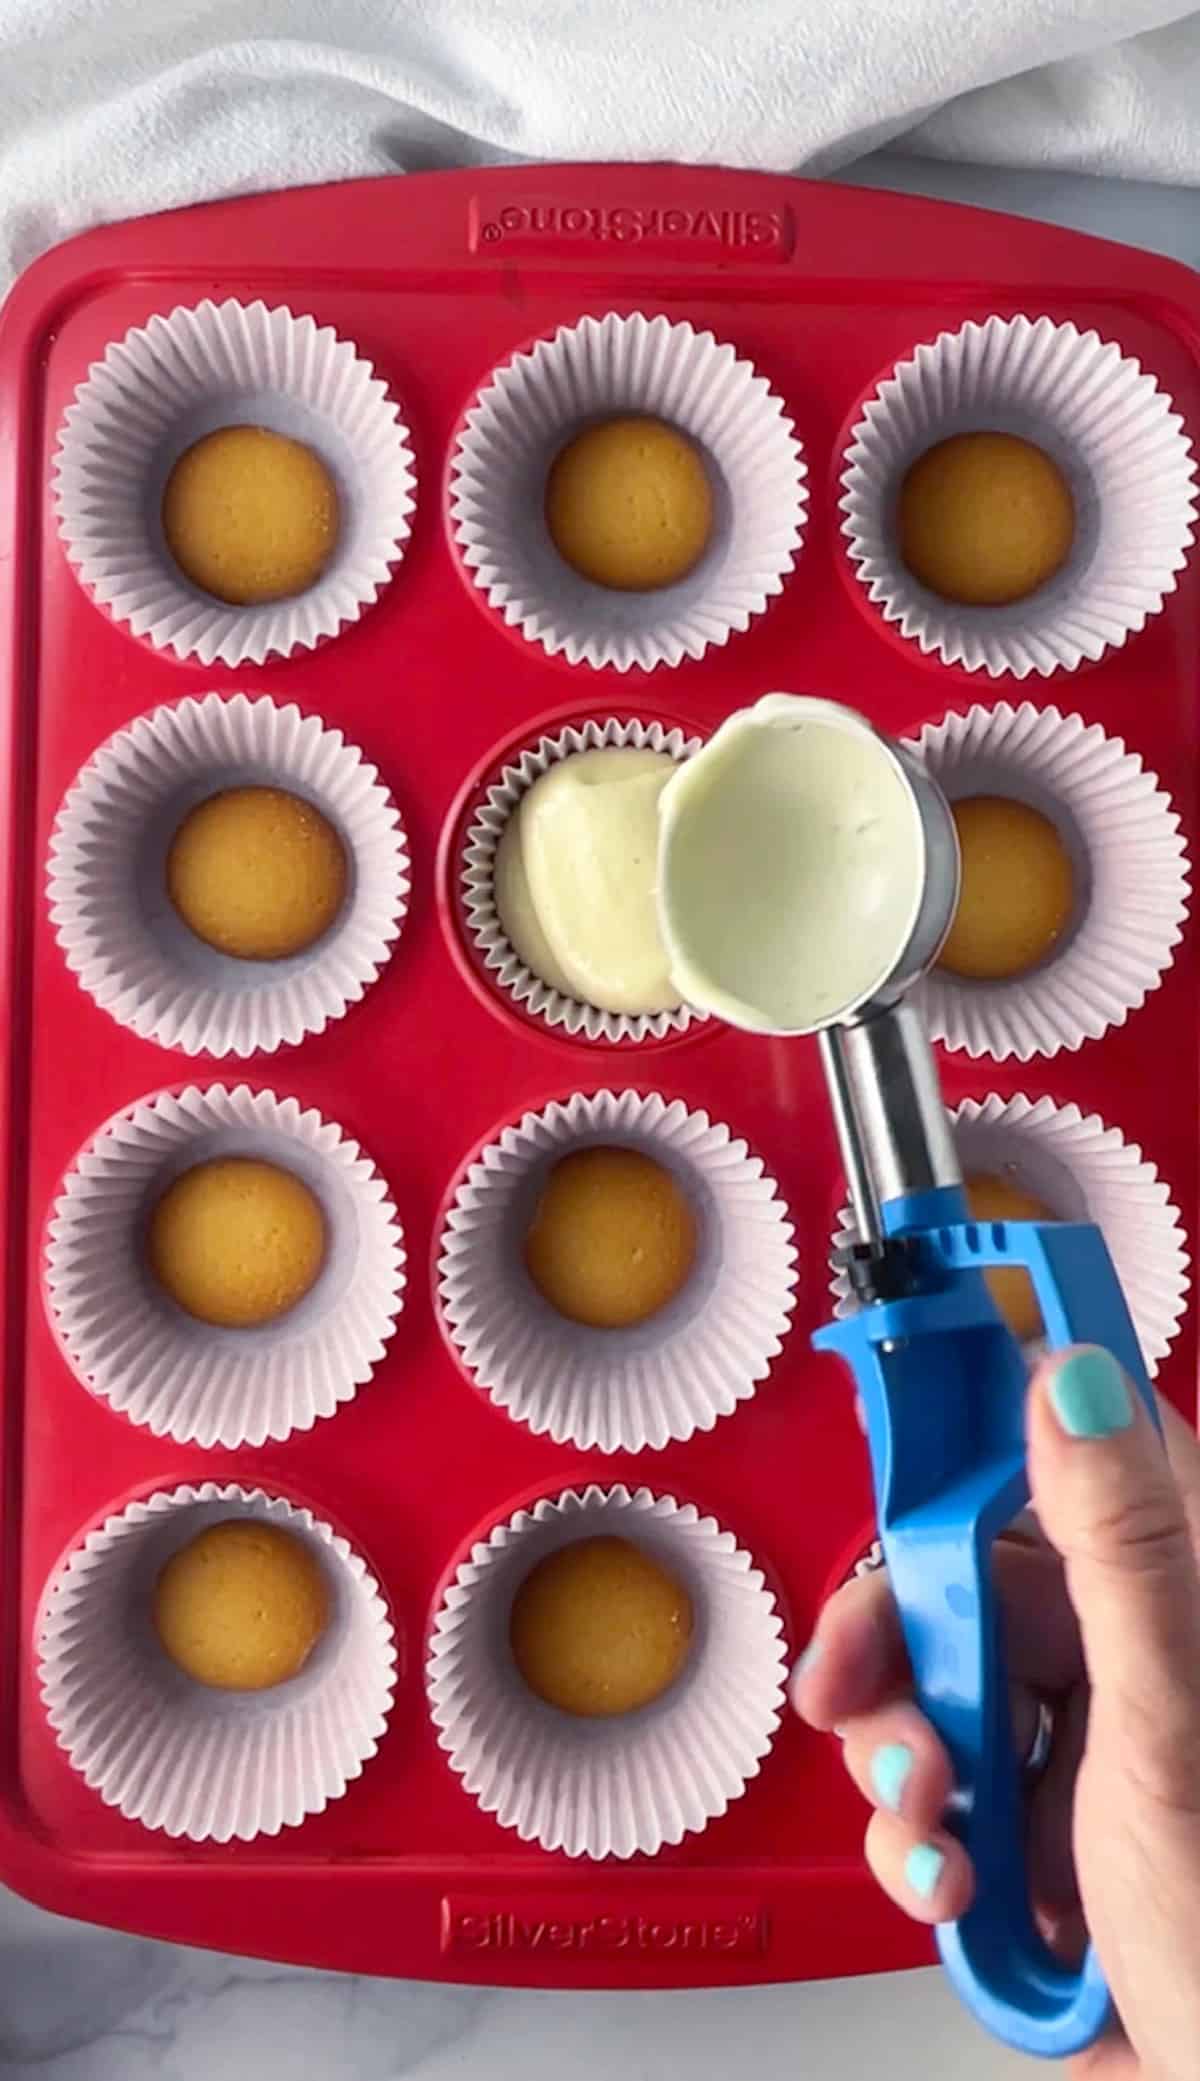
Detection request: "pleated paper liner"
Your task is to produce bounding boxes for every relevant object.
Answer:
[841,313,1197,677]
[45,1083,406,1448]
[451,310,807,671]
[461,716,703,1045]
[438,1088,798,1453]
[47,692,410,1058]
[54,298,416,666]
[909,702,1190,1061]
[829,1093,1189,1376]
[38,1485,397,1842]
[427,1485,787,1859]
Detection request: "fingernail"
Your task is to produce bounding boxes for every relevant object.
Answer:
[1049,1347,1134,1440]
[870,1742,914,1813]
[788,1638,821,1711]
[905,1842,945,1902]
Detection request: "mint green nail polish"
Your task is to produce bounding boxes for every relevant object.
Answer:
[1050,1347,1133,1439]
[905,1842,945,1901]
[870,1742,913,1813]
[796,1638,822,1678]
[788,1639,821,1708]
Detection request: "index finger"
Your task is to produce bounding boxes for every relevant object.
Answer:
[794,1533,1082,1731]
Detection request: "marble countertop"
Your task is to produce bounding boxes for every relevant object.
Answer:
[0,1879,1030,2080]
[4,153,1197,2080]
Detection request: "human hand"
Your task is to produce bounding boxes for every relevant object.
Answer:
[793,1346,1200,2078]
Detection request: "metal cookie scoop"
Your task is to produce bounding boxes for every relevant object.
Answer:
[657,693,1154,2061]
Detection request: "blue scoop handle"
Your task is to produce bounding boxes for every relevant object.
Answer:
[815,1184,1157,2062]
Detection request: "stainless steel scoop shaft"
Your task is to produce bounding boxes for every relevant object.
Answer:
[819,1003,962,1250]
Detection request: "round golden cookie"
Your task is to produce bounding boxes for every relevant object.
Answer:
[938,795,1075,982]
[162,424,340,606]
[148,1157,326,1329]
[898,431,1075,607]
[966,1172,1058,1344]
[509,1535,693,1717]
[167,785,347,961]
[153,1519,330,1692]
[545,415,713,591]
[524,1146,697,1330]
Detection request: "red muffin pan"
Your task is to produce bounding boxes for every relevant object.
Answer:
[0,160,1196,1986]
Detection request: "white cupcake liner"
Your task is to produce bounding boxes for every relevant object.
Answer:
[47,692,410,1059]
[54,298,416,666]
[38,1484,397,1842]
[439,1089,798,1454]
[451,311,807,672]
[45,1084,405,1449]
[841,314,1197,677]
[829,1092,1189,1375]
[462,717,703,1045]
[427,1484,787,1859]
[908,702,1189,1060]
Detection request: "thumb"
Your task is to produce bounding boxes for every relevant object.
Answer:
[1029,1345,1200,1801]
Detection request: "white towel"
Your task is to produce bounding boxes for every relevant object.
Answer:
[2,0,1200,297]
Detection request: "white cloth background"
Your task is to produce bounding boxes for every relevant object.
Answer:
[1,1,1200,295]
